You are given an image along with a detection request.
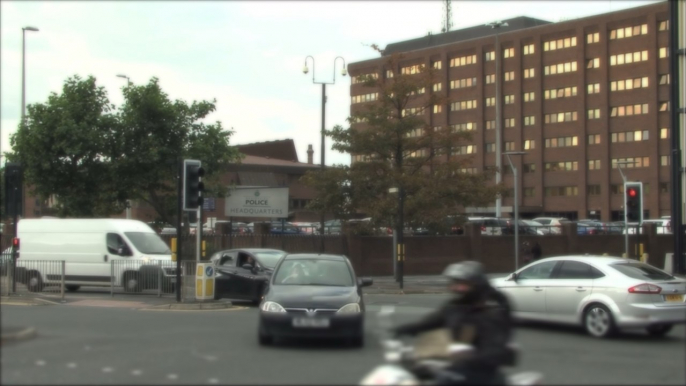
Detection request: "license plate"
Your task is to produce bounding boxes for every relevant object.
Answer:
[664,294,684,302]
[292,317,330,328]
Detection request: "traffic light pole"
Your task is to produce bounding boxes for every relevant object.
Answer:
[196,206,202,262]
[175,159,183,303]
[618,166,629,258]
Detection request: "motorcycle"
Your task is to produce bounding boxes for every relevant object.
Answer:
[360,306,543,386]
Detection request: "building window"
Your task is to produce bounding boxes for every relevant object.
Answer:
[524,139,535,150]
[505,141,516,151]
[433,105,442,114]
[451,100,478,111]
[660,183,669,193]
[545,161,578,172]
[503,47,515,58]
[459,168,478,174]
[485,51,495,61]
[486,120,496,130]
[485,97,496,107]
[544,86,577,99]
[450,54,478,67]
[611,130,649,143]
[402,107,424,117]
[451,145,477,155]
[524,188,535,197]
[545,136,578,148]
[659,74,670,84]
[544,111,578,124]
[544,186,579,197]
[586,58,600,69]
[523,164,536,173]
[587,109,601,120]
[351,92,379,104]
[660,156,670,166]
[543,37,577,51]
[661,128,669,139]
[485,74,495,84]
[505,118,515,128]
[433,60,442,69]
[659,48,669,58]
[524,116,535,126]
[523,68,535,79]
[450,77,477,89]
[406,128,424,138]
[609,24,648,40]
[610,50,649,66]
[587,32,600,44]
[610,103,649,117]
[659,20,669,31]
[611,184,623,195]
[610,77,649,92]
[588,160,601,170]
[504,95,515,105]
[386,70,394,78]
[433,83,442,92]
[587,185,601,196]
[544,61,577,75]
[401,64,425,75]
[523,92,535,102]
[352,73,379,84]
[587,83,600,94]
[659,102,670,112]
[504,71,515,82]
[611,157,650,168]
[588,134,601,144]
[523,43,535,55]
[486,143,496,153]
[450,122,477,132]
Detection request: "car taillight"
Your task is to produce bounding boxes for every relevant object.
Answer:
[628,283,662,294]
[481,225,486,232]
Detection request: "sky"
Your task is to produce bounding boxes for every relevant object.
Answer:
[1,0,662,167]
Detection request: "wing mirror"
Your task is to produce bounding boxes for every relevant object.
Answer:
[507,272,518,282]
[242,264,254,271]
[358,277,374,287]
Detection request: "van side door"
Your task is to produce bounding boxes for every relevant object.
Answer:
[107,233,133,285]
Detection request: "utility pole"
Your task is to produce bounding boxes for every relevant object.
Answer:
[442,0,453,33]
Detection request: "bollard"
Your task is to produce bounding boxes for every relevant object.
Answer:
[111,260,114,297]
[60,261,65,302]
[158,260,162,298]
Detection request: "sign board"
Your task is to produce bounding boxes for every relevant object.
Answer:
[203,197,215,211]
[225,187,289,218]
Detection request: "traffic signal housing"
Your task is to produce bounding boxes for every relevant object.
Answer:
[625,182,643,223]
[4,162,23,217]
[183,159,204,211]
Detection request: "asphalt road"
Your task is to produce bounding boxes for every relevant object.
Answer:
[1,294,684,385]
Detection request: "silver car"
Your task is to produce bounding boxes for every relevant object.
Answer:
[490,256,686,338]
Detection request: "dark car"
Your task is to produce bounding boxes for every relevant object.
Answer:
[212,249,287,303]
[258,253,373,347]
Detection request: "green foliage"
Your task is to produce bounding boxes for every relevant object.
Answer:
[8,75,241,223]
[304,50,505,231]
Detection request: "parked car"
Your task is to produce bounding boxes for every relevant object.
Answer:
[490,256,686,338]
[518,220,547,235]
[212,248,287,303]
[624,219,672,235]
[291,222,320,235]
[467,217,510,236]
[606,221,626,234]
[532,217,570,235]
[576,222,600,235]
[258,253,373,347]
[324,219,342,235]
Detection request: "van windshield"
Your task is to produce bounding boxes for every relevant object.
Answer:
[125,232,171,255]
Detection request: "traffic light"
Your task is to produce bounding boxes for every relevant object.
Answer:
[183,159,204,211]
[4,162,23,217]
[625,182,643,223]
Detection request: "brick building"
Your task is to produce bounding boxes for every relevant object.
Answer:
[348,1,672,221]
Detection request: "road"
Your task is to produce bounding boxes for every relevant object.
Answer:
[1,294,684,385]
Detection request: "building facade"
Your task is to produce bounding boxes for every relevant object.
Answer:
[348,1,672,222]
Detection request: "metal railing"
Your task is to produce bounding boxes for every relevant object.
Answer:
[1,257,65,300]
[109,259,198,301]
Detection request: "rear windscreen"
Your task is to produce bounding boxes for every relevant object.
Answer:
[609,263,674,281]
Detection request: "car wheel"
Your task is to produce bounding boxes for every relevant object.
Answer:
[646,324,673,337]
[27,271,44,292]
[258,329,273,346]
[123,272,141,293]
[349,335,364,348]
[65,285,81,292]
[584,304,616,338]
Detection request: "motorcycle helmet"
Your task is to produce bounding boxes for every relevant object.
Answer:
[443,261,489,301]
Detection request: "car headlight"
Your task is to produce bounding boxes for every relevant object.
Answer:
[261,301,286,313]
[337,303,361,314]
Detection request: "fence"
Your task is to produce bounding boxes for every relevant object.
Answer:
[109,259,198,302]
[1,257,65,300]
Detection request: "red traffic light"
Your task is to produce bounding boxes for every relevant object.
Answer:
[12,237,19,249]
[627,188,637,197]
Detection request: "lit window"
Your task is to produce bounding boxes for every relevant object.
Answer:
[524,140,535,150]
[433,61,442,69]
[659,48,669,58]
[524,116,535,126]
[659,20,669,31]
[485,74,495,84]
[660,128,669,139]
[523,44,535,55]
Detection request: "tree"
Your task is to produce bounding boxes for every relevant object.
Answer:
[9,75,241,223]
[304,47,504,233]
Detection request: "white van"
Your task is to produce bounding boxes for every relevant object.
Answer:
[16,219,174,293]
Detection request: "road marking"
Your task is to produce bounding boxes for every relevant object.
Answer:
[167,373,178,380]
[208,378,219,384]
[131,369,143,376]
[102,367,114,373]
[35,360,46,367]
[66,363,77,369]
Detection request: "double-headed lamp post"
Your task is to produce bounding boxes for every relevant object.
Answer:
[504,151,526,270]
[116,74,131,85]
[302,56,347,251]
[615,160,632,258]
[116,74,132,219]
[486,20,508,218]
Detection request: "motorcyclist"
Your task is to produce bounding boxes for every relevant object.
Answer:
[392,261,514,385]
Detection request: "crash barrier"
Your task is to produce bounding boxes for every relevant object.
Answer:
[109,259,198,301]
[0,258,65,300]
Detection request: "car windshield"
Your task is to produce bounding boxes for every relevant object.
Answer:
[610,262,675,281]
[273,259,353,286]
[254,251,286,268]
[124,232,171,255]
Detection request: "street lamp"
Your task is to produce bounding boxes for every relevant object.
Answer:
[615,160,632,258]
[504,151,526,270]
[116,74,131,84]
[21,26,39,122]
[302,55,347,251]
[116,74,132,220]
[486,20,508,218]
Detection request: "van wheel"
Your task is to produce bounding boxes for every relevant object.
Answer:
[123,273,141,293]
[66,285,81,292]
[27,272,44,292]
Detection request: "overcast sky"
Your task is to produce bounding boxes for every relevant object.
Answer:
[1,0,661,166]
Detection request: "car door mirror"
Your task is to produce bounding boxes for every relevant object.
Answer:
[358,277,374,287]
[507,272,518,282]
[241,264,253,271]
